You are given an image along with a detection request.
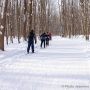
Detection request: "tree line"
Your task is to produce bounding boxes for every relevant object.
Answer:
[0,0,90,51]
[58,0,90,39]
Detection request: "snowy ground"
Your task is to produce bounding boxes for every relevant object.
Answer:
[0,36,90,90]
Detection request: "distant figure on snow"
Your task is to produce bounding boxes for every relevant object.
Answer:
[46,32,50,46]
[40,32,46,48]
[27,29,37,54]
[49,32,52,40]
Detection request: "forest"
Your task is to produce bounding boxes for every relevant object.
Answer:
[0,0,90,51]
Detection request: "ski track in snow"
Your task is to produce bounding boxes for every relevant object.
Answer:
[0,36,90,90]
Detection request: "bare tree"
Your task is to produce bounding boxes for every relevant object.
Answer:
[0,0,8,51]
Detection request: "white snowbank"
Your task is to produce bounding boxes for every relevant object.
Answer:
[0,36,90,90]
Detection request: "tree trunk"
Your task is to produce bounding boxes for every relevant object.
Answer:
[29,0,33,32]
[0,0,8,51]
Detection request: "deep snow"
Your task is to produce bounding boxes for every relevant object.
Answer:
[0,36,90,90]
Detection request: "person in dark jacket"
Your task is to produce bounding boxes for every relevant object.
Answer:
[27,30,37,53]
[49,32,52,40]
[40,32,46,48]
[46,32,50,46]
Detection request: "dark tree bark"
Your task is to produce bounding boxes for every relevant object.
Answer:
[0,0,8,51]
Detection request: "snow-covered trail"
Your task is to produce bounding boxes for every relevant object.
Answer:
[0,36,90,90]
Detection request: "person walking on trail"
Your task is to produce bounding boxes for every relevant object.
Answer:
[27,30,37,54]
[49,32,52,40]
[40,32,46,48]
[46,32,50,46]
